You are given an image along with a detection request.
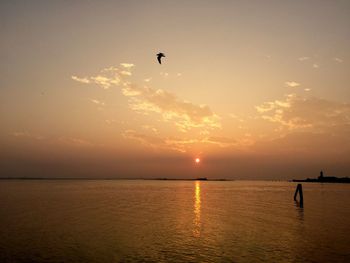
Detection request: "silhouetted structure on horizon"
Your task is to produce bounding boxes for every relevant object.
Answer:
[319,170,324,179]
[293,170,350,183]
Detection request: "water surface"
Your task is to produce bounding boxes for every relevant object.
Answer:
[0,180,349,262]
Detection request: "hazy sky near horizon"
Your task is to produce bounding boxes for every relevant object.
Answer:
[1,0,350,179]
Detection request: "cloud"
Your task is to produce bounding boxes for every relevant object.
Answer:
[298,57,310,61]
[58,137,94,146]
[12,131,30,137]
[333,57,343,63]
[141,125,159,134]
[229,113,238,119]
[72,64,221,132]
[313,63,319,69]
[89,99,105,106]
[123,129,251,153]
[12,131,45,140]
[120,63,134,69]
[105,119,125,126]
[90,75,120,89]
[123,130,164,145]
[256,97,291,113]
[285,81,300,88]
[123,129,188,152]
[121,85,142,96]
[253,94,350,159]
[228,113,246,123]
[205,136,237,147]
[11,132,95,147]
[256,94,350,132]
[101,66,119,72]
[304,88,311,92]
[71,76,90,84]
[71,63,134,89]
[105,120,116,125]
[144,78,152,82]
[126,86,221,132]
[120,71,132,76]
[254,131,350,157]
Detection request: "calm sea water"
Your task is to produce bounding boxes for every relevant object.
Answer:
[0,180,349,262]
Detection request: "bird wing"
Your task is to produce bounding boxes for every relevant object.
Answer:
[157,55,162,64]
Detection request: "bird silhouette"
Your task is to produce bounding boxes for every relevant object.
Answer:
[157,52,165,64]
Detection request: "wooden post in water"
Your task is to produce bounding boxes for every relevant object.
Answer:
[294,183,303,207]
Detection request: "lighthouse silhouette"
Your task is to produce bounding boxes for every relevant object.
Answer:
[319,170,324,179]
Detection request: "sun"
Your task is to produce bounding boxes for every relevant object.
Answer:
[195,158,200,164]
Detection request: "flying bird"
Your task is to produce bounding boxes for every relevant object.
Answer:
[157,52,165,64]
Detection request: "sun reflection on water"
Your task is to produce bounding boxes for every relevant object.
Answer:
[193,181,201,237]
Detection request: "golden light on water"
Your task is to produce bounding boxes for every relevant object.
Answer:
[193,181,201,237]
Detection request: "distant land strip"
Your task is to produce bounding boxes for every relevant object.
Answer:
[0,177,230,181]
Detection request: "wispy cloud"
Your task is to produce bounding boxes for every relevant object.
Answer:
[12,131,45,140]
[105,119,126,126]
[71,76,90,84]
[126,86,221,132]
[285,81,300,88]
[298,57,310,61]
[205,136,237,147]
[333,57,343,63]
[256,97,291,114]
[123,130,242,153]
[123,129,187,152]
[123,130,164,146]
[58,137,94,146]
[120,63,134,69]
[12,132,95,147]
[256,94,350,132]
[72,63,133,89]
[90,75,120,89]
[105,120,116,125]
[72,64,221,132]
[313,63,319,69]
[141,125,159,134]
[89,99,105,106]
[228,113,246,123]
[120,71,132,76]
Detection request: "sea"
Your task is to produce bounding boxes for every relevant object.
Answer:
[0,180,349,262]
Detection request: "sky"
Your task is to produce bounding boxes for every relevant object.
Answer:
[1,0,349,179]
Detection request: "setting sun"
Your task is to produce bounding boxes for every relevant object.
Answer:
[195,158,200,164]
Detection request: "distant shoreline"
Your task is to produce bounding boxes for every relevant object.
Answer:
[292,178,350,183]
[0,177,232,181]
[1,177,350,183]
[292,171,350,183]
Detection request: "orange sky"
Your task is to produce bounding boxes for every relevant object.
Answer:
[1,1,349,179]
